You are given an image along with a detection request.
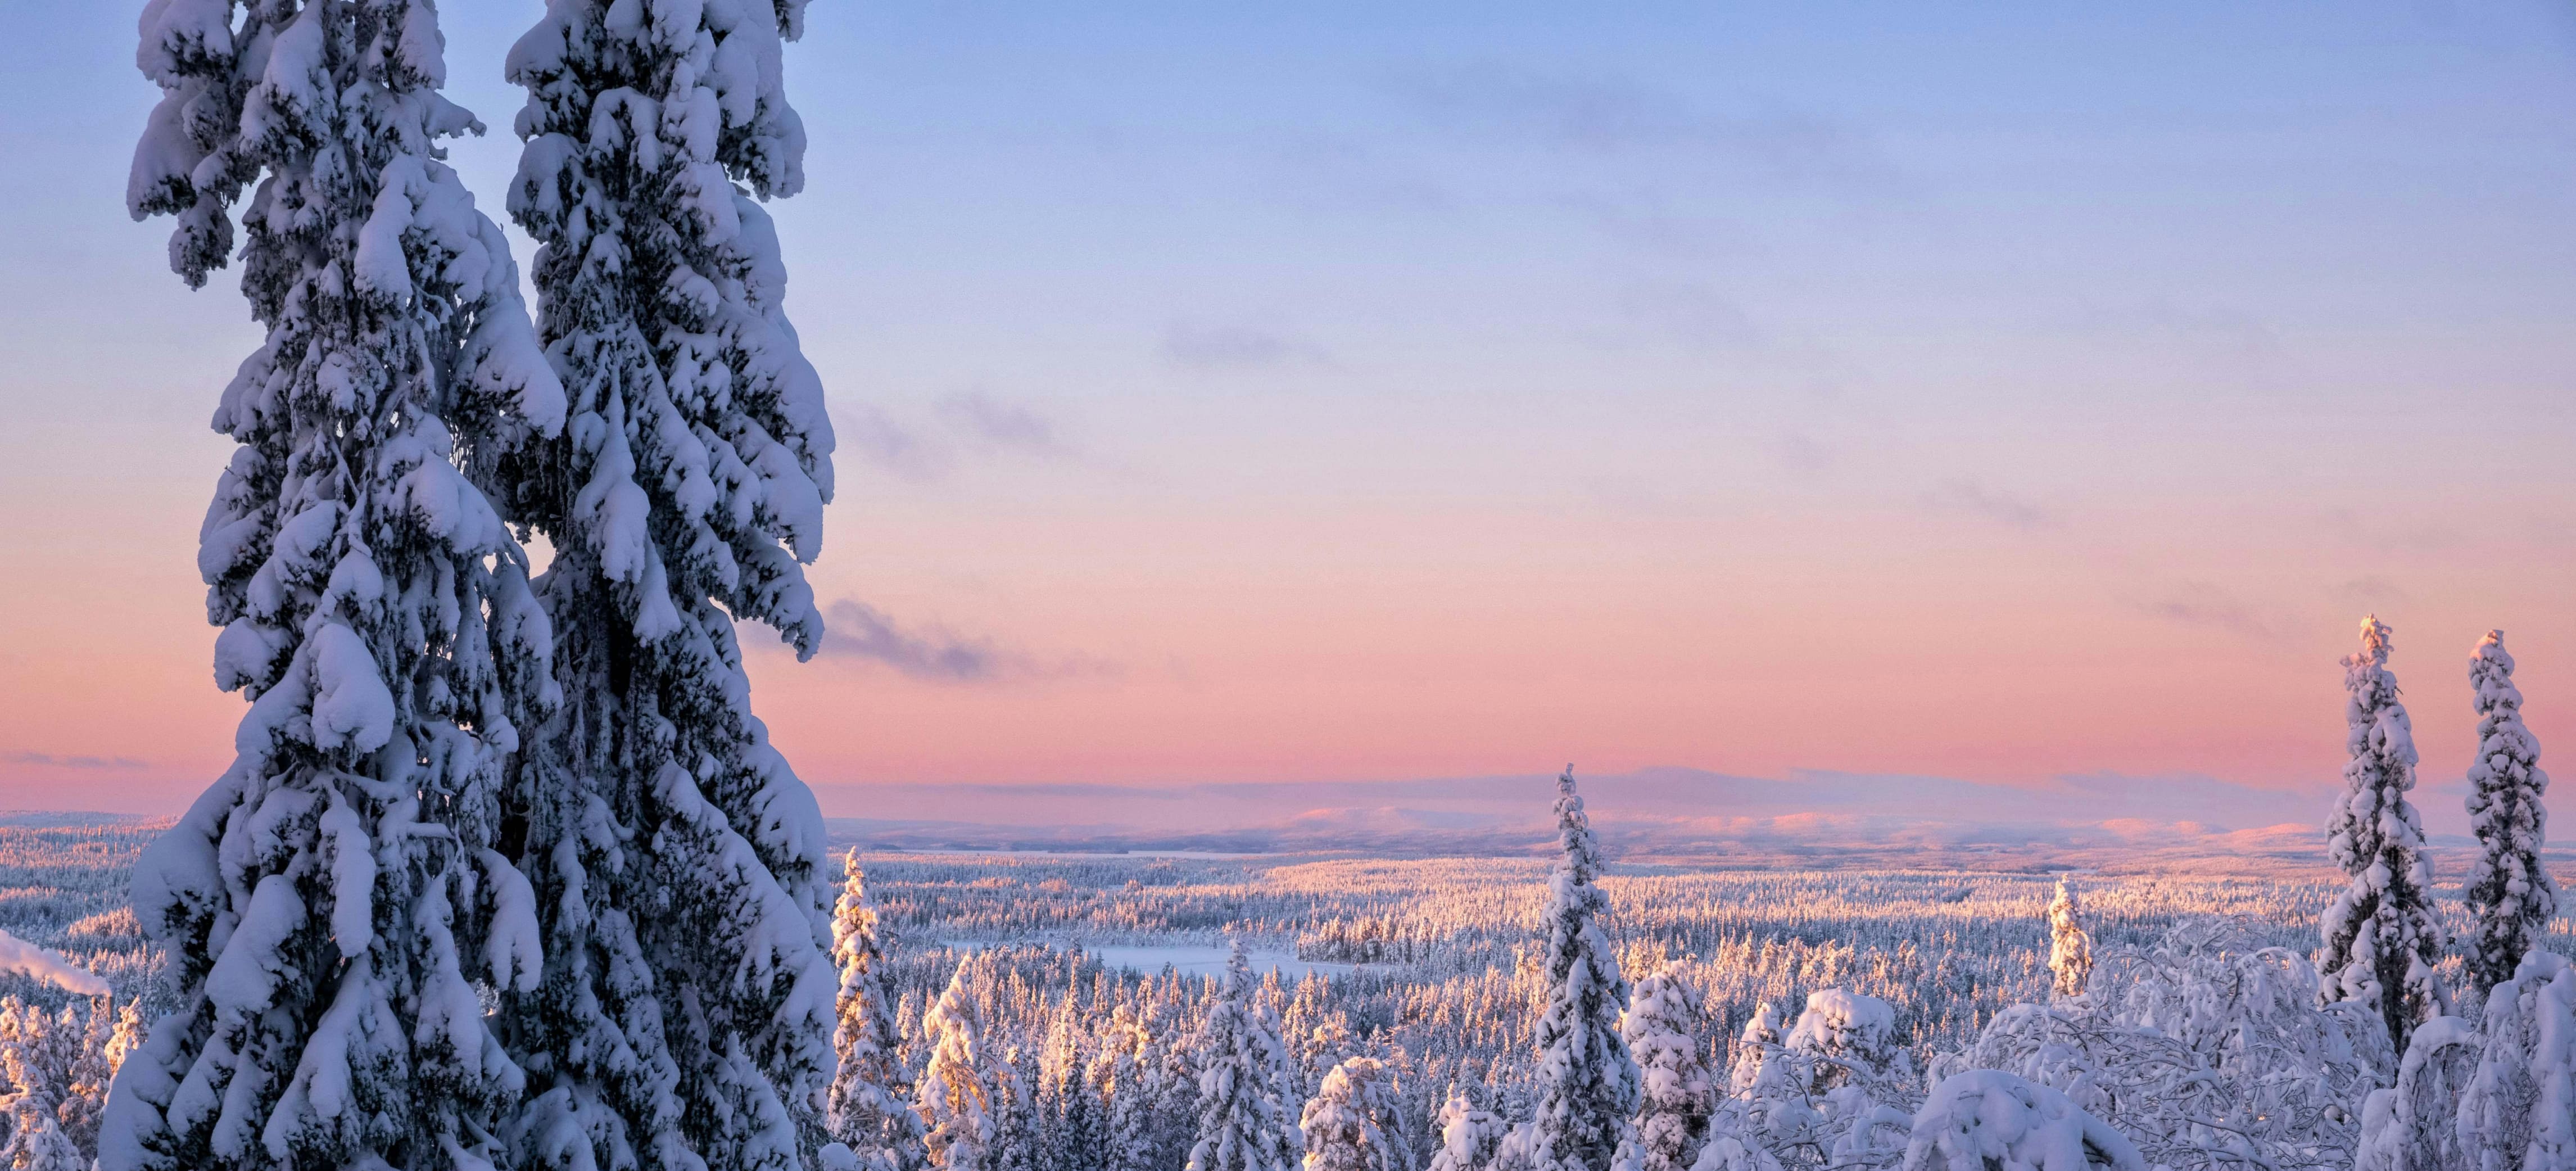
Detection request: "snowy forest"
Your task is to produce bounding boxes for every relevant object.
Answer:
[39,0,2571,1170]
[0,619,2569,1171]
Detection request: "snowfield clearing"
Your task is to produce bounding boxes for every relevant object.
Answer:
[952,941,1357,980]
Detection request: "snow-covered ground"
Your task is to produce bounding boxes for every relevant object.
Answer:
[951,939,1356,979]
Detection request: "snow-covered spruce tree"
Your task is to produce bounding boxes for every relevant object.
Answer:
[0,997,110,1168]
[2319,616,2448,1051]
[0,1000,75,1142]
[2462,630,2557,996]
[1613,973,1712,1171]
[103,999,146,1076]
[1430,1085,1507,1171]
[1532,768,1641,1171]
[62,996,121,1157]
[492,0,841,1167]
[832,854,930,1171]
[0,994,133,1166]
[1189,943,1302,1171]
[1156,1011,1208,1171]
[915,959,1000,1171]
[1094,1005,1162,1171]
[988,1049,1037,1171]
[111,2,564,1169]
[2047,877,2094,1000]
[1302,1056,1416,1171]
[1035,992,1104,1171]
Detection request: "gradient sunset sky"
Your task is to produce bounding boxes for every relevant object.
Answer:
[3,2,2573,828]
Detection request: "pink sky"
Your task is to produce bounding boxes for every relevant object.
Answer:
[3,3,2573,835]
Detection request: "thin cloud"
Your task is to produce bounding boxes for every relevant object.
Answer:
[936,392,1071,457]
[1387,62,1905,192]
[2129,582,2282,642]
[1259,134,1460,219]
[1923,478,2058,530]
[833,404,949,481]
[2062,300,2281,364]
[3,751,145,771]
[1773,431,1831,474]
[1163,321,1333,371]
[2318,507,2461,554]
[2334,575,2410,605]
[817,600,1119,685]
[1614,280,1766,351]
[820,600,1004,682]
[1558,189,1746,257]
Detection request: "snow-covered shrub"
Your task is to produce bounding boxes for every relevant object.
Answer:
[1730,1026,1824,1163]
[1730,1005,1785,1097]
[2320,616,2448,1051]
[1941,918,2392,1171]
[2455,949,2576,1171]
[1722,991,1917,1171]
[1433,1086,1510,1171]
[1786,991,1901,1088]
[2462,630,2556,996]
[1901,1071,2142,1171]
[1687,1107,1786,1171]
[2354,1016,2478,1171]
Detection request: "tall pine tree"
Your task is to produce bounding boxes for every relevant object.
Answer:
[494,0,841,1167]
[2462,629,2556,996]
[1532,768,1640,1171]
[2318,616,2447,1051]
[2046,876,2094,999]
[914,960,1000,1171]
[111,2,564,1168]
[831,855,930,1171]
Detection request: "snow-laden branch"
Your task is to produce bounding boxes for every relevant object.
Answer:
[0,929,107,997]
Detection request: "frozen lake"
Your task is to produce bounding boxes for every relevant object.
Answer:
[949,940,1356,979]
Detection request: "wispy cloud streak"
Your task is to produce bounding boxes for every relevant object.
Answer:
[820,600,1005,682]
[3,750,145,771]
[1923,478,2058,530]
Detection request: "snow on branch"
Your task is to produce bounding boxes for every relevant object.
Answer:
[0,929,108,996]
